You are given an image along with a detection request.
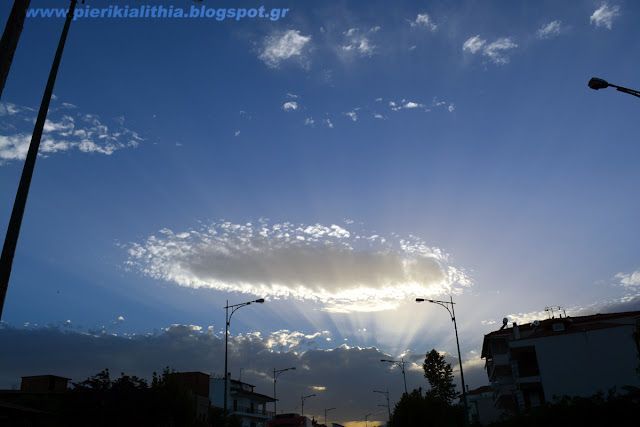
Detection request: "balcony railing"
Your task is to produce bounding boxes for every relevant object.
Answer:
[232,406,275,418]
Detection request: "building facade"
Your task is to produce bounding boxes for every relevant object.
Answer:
[210,376,275,427]
[481,310,640,415]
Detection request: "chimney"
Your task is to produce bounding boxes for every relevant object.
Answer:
[512,322,520,340]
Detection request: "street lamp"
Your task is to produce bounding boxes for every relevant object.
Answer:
[373,390,390,424]
[273,367,295,415]
[380,357,407,395]
[301,394,315,418]
[364,413,372,427]
[224,298,265,425]
[416,297,468,426]
[324,407,336,425]
[588,77,640,99]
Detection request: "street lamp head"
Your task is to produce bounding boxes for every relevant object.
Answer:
[255,298,265,303]
[588,77,609,90]
[416,298,425,302]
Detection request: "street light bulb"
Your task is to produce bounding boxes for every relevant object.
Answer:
[416,298,424,302]
[588,77,609,90]
[256,298,265,303]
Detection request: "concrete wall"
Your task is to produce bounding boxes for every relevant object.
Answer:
[513,324,640,399]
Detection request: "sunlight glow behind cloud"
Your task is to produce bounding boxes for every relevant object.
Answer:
[124,220,472,313]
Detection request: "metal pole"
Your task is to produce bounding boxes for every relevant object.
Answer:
[451,296,469,427]
[273,368,277,416]
[224,300,229,426]
[400,357,407,395]
[0,0,32,100]
[0,0,80,320]
[324,407,335,425]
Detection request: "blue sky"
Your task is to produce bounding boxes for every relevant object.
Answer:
[1,0,639,424]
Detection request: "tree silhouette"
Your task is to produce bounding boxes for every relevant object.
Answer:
[422,349,457,404]
[389,388,464,427]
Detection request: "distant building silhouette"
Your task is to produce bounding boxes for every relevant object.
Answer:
[21,374,71,392]
[175,371,211,423]
[481,310,640,416]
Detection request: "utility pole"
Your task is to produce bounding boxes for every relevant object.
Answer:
[0,0,31,100]
[0,0,82,321]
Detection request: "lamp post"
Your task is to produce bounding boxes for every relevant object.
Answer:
[0,0,83,321]
[301,394,315,418]
[373,390,390,424]
[380,357,407,395]
[273,367,295,415]
[324,407,336,425]
[224,298,265,426]
[416,296,468,426]
[364,413,372,427]
[588,77,640,99]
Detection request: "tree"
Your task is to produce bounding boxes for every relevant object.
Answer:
[423,349,457,404]
[389,388,465,427]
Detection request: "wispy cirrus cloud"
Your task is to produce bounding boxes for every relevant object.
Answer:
[463,35,518,65]
[341,27,379,57]
[0,101,142,164]
[536,20,562,39]
[258,30,311,68]
[590,3,621,30]
[123,220,472,313]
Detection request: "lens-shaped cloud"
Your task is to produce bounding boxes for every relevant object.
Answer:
[124,220,472,312]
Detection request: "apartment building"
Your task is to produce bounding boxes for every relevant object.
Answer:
[481,310,640,414]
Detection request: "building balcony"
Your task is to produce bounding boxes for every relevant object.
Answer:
[232,406,275,418]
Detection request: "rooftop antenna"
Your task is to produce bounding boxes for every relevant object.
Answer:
[545,305,564,319]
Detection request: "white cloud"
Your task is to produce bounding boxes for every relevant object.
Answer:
[410,13,438,31]
[259,30,311,68]
[374,114,384,119]
[536,20,562,39]
[304,117,315,127]
[614,270,640,288]
[124,220,472,313]
[234,130,241,137]
[448,104,455,112]
[462,35,485,54]
[463,35,517,65]
[403,102,422,109]
[341,27,377,56]
[324,119,334,128]
[345,111,357,121]
[590,3,621,30]
[282,101,298,112]
[0,101,142,164]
